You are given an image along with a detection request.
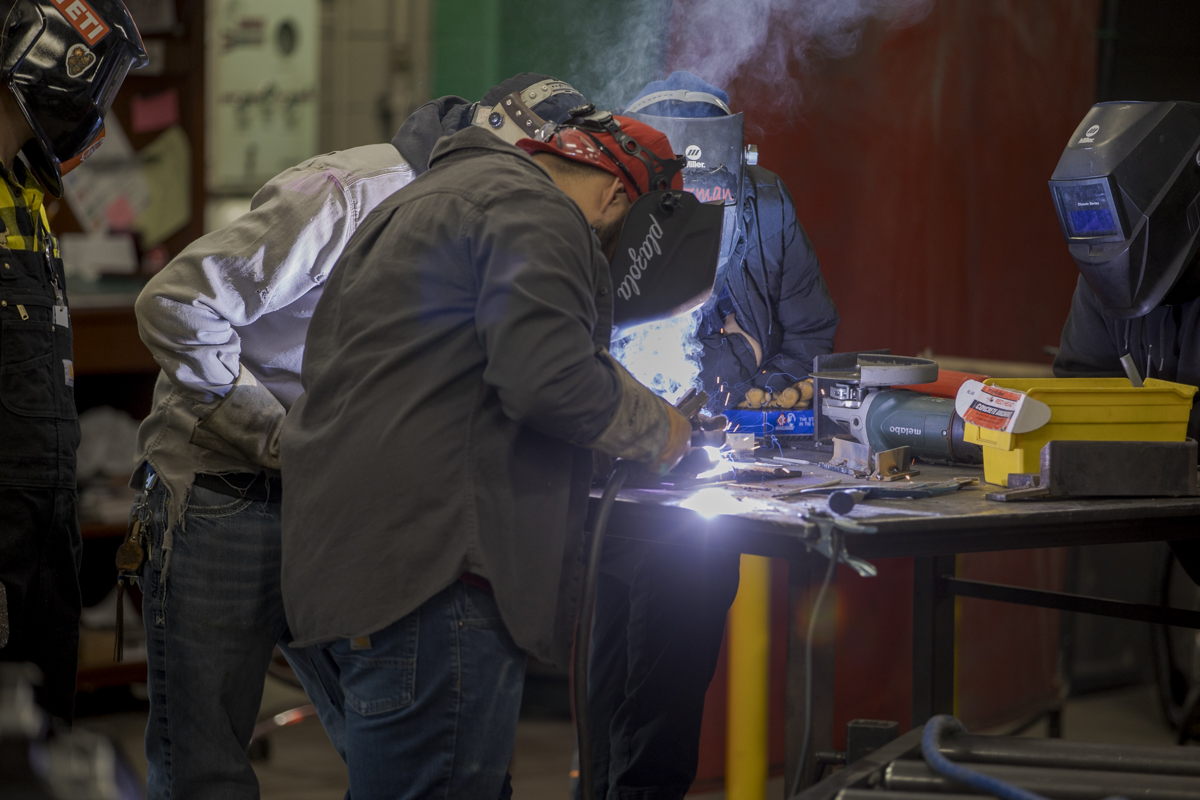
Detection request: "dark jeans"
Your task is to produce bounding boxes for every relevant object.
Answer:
[140,482,346,800]
[579,538,741,800]
[0,486,81,723]
[315,581,527,800]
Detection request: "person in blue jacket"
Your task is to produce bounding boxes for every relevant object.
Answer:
[578,71,839,800]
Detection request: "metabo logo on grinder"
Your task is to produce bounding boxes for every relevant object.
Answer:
[616,215,665,301]
[53,0,111,44]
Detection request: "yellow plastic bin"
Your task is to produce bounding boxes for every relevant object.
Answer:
[963,377,1197,486]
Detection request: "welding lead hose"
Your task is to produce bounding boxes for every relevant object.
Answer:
[575,460,631,800]
[789,529,842,798]
[921,716,1128,800]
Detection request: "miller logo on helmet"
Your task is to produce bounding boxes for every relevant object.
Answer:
[685,145,701,160]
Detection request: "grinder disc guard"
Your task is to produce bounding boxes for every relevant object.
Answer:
[610,189,722,338]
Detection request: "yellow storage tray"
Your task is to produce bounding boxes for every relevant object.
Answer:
[962,377,1197,486]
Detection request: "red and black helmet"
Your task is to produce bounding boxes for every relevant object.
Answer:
[516,106,685,201]
[0,0,147,196]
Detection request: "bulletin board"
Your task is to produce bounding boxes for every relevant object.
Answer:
[50,0,207,276]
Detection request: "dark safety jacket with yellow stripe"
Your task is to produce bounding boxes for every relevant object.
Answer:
[0,159,78,488]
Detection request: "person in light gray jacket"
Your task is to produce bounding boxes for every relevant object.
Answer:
[132,73,587,800]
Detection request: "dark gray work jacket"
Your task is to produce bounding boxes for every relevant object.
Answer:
[280,127,619,665]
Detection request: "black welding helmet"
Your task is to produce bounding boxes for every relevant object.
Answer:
[0,0,147,197]
[518,107,723,337]
[625,77,750,298]
[1050,101,1200,317]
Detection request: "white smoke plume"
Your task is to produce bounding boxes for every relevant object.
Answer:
[558,0,933,112]
[670,0,934,105]
[611,310,705,405]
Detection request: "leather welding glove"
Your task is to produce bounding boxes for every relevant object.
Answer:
[190,366,286,471]
[586,350,692,474]
[767,378,814,409]
[692,412,728,447]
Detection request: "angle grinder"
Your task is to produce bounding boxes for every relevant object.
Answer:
[811,355,983,465]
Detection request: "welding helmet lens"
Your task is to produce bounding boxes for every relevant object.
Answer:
[609,189,724,338]
[1050,101,1200,317]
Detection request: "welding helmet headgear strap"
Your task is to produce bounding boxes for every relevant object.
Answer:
[553,108,685,197]
[1,0,147,197]
[627,110,746,294]
[625,89,732,116]
[471,79,580,146]
[609,189,724,337]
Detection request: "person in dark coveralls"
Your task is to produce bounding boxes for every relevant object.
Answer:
[578,72,839,800]
[0,0,145,723]
[280,113,700,798]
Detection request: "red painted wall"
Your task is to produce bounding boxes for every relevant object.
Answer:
[671,0,1100,362]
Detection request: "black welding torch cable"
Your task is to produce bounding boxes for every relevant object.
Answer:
[574,460,630,800]
[789,529,842,799]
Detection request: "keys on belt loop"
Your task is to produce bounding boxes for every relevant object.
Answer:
[114,468,157,662]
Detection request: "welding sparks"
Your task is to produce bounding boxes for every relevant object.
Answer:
[611,310,704,405]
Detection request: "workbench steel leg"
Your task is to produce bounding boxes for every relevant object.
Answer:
[912,554,956,728]
[785,553,837,795]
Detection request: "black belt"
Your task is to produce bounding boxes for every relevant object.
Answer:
[193,472,282,503]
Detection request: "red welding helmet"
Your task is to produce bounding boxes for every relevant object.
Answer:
[518,107,722,336]
[515,108,683,200]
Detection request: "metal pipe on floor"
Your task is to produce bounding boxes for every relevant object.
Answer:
[885,759,1200,799]
[940,733,1200,776]
[836,792,978,800]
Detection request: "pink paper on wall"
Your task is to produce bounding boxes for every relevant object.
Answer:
[131,88,180,134]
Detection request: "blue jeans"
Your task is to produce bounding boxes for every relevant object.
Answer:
[313,581,526,800]
[140,480,347,800]
[578,538,741,800]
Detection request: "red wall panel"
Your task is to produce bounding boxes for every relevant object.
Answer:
[670,0,1101,363]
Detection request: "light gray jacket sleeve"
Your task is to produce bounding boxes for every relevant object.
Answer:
[135,146,412,468]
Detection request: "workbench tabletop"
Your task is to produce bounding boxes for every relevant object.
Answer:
[591,451,1200,560]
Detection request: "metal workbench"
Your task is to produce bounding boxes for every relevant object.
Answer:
[589,448,1200,793]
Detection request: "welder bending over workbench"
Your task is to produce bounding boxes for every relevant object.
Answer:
[279,112,706,797]
[130,74,593,799]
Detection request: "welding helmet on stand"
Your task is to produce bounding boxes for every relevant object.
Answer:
[0,0,148,197]
[625,74,756,300]
[517,107,724,337]
[1050,101,1200,317]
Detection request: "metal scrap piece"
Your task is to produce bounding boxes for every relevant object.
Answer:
[872,446,920,481]
[819,438,871,478]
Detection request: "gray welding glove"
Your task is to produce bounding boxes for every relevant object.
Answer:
[586,350,691,474]
[190,366,286,471]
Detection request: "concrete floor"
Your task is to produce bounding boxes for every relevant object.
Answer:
[77,681,1187,799]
